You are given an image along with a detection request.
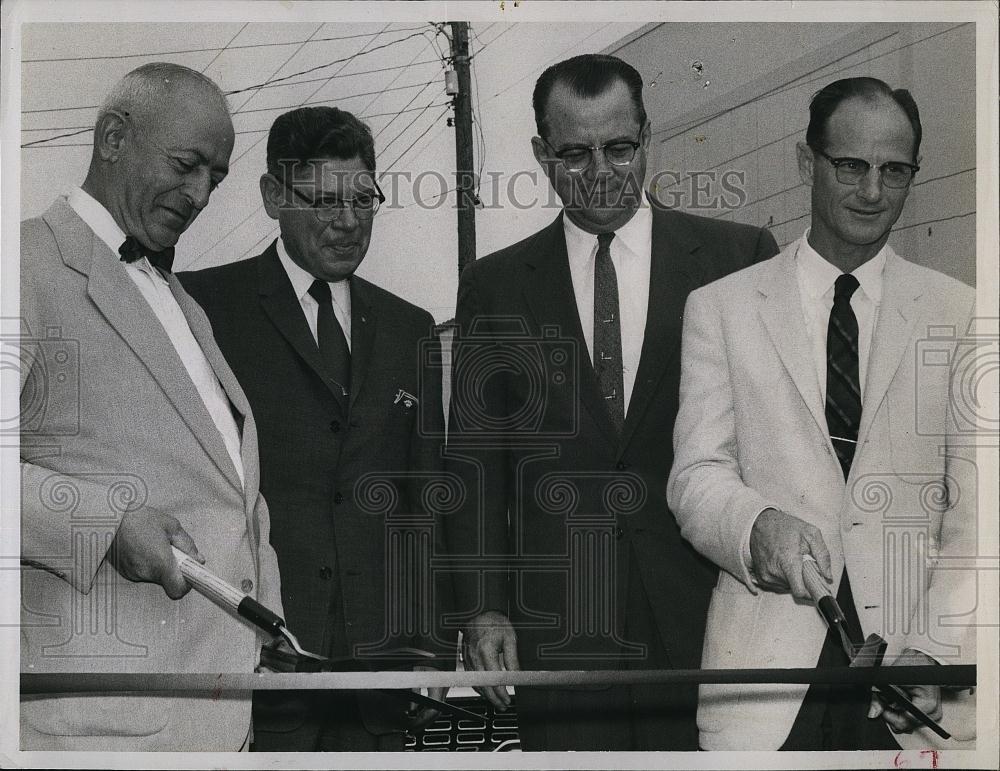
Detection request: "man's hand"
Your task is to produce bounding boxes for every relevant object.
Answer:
[869,648,942,733]
[407,665,449,732]
[749,508,832,600]
[107,509,203,599]
[462,610,520,711]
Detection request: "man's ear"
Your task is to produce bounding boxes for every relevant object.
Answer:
[640,120,651,150]
[530,136,549,169]
[796,141,815,187]
[260,173,282,220]
[94,110,128,162]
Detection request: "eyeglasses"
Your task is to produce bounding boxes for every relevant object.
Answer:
[810,146,919,189]
[281,178,385,221]
[541,130,644,173]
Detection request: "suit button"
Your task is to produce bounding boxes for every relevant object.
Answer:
[614,527,624,540]
[240,578,254,593]
[615,461,627,471]
[330,420,341,433]
[334,492,344,504]
[319,566,333,580]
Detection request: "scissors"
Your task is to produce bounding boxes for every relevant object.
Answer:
[171,546,480,723]
[801,555,950,740]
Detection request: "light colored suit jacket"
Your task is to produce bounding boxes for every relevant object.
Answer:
[19,198,282,751]
[667,239,978,750]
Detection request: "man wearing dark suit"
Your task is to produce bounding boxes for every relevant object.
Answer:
[20,62,281,751]
[179,106,453,751]
[445,54,778,751]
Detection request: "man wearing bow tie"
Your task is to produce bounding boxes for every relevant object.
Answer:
[179,106,454,751]
[19,62,282,750]
[445,53,778,751]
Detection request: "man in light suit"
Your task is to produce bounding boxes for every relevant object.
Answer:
[19,62,282,751]
[668,77,977,750]
[446,54,778,751]
[179,106,454,751]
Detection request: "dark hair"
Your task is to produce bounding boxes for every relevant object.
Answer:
[532,54,647,138]
[806,77,922,161]
[266,106,376,179]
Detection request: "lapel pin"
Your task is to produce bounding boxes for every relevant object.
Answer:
[394,389,418,409]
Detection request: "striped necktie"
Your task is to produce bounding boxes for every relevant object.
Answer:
[825,274,861,478]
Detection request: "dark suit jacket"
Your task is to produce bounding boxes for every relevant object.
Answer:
[445,204,778,674]
[179,243,454,669]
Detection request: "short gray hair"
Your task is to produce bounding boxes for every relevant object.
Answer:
[97,62,230,125]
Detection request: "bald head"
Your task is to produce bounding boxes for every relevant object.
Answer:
[84,63,235,251]
[97,62,231,132]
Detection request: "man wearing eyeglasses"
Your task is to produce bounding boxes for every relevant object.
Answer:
[446,54,777,751]
[179,106,454,751]
[668,77,976,750]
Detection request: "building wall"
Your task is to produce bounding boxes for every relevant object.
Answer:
[611,22,976,286]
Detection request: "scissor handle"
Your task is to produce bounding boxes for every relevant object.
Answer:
[171,546,285,637]
[801,554,833,603]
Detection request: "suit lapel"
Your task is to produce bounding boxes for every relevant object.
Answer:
[756,245,829,437]
[858,249,921,446]
[618,207,696,453]
[519,215,619,447]
[49,201,245,493]
[257,244,349,413]
[348,277,377,413]
[171,280,257,506]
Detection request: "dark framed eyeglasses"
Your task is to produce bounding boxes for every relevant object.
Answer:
[541,129,644,173]
[810,146,919,189]
[281,178,386,221]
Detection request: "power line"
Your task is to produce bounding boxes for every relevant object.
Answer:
[383,105,451,173]
[375,88,443,159]
[21,58,442,116]
[21,25,429,63]
[227,80,437,115]
[201,23,248,74]
[226,31,429,97]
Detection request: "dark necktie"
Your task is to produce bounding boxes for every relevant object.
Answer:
[594,231,624,434]
[118,235,175,273]
[825,274,862,479]
[308,279,351,397]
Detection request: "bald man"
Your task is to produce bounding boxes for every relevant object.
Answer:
[19,62,282,751]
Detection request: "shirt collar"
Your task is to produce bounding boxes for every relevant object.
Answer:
[562,198,651,261]
[67,187,127,257]
[276,236,350,303]
[797,229,886,304]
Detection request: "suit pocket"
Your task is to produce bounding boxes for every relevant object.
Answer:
[22,693,169,737]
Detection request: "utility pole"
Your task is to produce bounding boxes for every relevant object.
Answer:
[449,21,477,276]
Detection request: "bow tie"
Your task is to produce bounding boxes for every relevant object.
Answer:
[118,236,175,273]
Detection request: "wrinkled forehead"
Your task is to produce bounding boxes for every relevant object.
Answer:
[142,84,234,161]
[284,157,377,194]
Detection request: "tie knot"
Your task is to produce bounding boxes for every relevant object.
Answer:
[597,232,615,251]
[834,273,860,303]
[308,279,332,304]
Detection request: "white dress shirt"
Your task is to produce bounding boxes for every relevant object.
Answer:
[275,237,352,349]
[796,230,885,400]
[563,201,652,414]
[68,188,245,485]
[742,231,888,572]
